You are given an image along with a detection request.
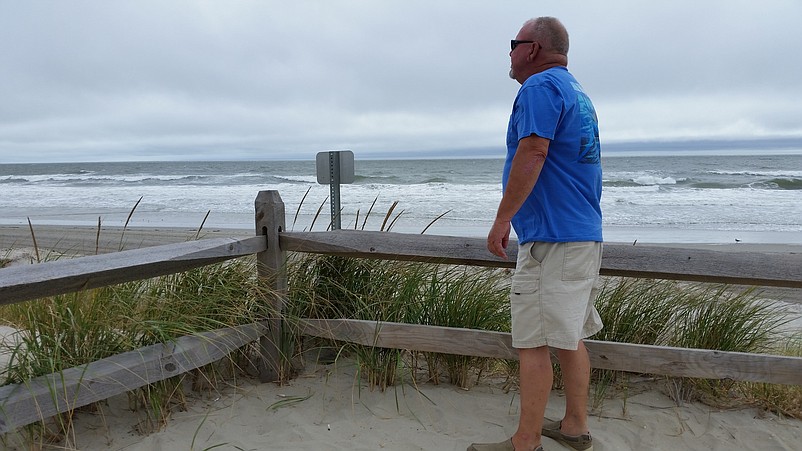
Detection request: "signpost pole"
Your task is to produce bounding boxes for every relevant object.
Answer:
[316,150,354,231]
[329,151,341,230]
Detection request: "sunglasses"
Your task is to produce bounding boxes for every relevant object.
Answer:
[510,39,535,51]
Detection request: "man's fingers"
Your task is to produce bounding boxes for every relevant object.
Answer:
[487,241,508,260]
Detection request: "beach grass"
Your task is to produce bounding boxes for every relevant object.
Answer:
[0,255,271,448]
[285,254,510,390]
[591,277,797,412]
[741,333,802,418]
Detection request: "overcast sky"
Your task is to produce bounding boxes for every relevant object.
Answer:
[2,1,801,163]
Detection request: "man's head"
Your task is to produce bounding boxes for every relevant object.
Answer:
[509,17,570,84]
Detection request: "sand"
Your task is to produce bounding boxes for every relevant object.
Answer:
[1,348,801,451]
[2,354,801,450]
[0,224,253,256]
[2,226,802,450]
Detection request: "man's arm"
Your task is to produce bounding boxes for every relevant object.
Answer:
[487,134,550,259]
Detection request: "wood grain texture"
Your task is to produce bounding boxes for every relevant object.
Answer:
[255,191,289,382]
[0,236,266,306]
[299,318,802,385]
[280,230,802,288]
[299,318,517,360]
[0,322,267,434]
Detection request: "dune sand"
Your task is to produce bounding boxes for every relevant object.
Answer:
[2,354,800,450]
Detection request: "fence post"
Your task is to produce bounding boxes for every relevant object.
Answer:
[255,190,288,382]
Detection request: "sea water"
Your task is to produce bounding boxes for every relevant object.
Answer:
[1,154,801,244]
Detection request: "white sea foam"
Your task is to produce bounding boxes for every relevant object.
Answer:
[274,175,318,183]
[710,170,802,178]
[632,175,677,185]
[2,156,801,243]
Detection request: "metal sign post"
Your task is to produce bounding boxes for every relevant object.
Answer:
[316,150,354,230]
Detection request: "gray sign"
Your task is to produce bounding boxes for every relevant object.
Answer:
[315,150,355,230]
[316,150,355,184]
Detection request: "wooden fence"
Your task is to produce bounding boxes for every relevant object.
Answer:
[1,189,801,434]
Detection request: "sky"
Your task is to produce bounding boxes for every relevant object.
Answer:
[2,0,802,163]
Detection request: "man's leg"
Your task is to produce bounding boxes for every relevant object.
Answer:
[555,340,591,435]
[512,346,552,450]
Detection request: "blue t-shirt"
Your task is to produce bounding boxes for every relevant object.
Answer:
[503,66,603,244]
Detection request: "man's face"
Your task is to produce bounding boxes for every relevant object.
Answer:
[509,28,534,83]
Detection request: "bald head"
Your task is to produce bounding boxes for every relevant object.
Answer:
[522,17,569,56]
[509,16,570,83]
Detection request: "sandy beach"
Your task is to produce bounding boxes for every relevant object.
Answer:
[2,353,801,450]
[2,226,802,450]
[0,224,254,256]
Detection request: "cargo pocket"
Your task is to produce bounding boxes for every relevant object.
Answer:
[511,277,539,296]
[562,242,599,281]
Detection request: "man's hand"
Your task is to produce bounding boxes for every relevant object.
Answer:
[487,218,512,260]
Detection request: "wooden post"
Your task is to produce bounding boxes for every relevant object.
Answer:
[255,190,288,382]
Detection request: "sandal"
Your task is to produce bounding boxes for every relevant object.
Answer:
[542,419,593,451]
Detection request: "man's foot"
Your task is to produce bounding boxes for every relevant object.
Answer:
[467,438,543,451]
[542,419,593,451]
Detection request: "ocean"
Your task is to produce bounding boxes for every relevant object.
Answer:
[1,154,801,244]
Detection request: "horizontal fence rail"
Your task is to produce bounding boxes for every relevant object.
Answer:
[281,230,802,288]
[299,319,802,385]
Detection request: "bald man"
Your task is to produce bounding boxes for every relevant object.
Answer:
[472,17,602,451]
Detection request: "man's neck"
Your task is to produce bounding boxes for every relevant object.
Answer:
[532,61,566,74]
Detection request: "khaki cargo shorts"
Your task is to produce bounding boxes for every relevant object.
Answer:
[510,241,603,350]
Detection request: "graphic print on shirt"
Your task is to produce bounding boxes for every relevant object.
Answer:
[571,82,600,164]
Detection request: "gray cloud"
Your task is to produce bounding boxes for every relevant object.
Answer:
[1,0,801,163]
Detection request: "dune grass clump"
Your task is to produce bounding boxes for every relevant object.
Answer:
[591,277,797,414]
[665,284,791,404]
[670,285,788,353]
[288,254,412,390]
[740,334,802,418]
[0,256,271,446]
[286,254,510,391]
[405,266,510,388]
[594,278,680,345]
[590,278,681,402]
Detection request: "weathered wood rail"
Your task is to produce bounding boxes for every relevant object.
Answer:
[280,230,802,288]
[1,189,801,435]
[0,236,267,305]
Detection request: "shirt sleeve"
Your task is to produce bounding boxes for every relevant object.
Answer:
[513,82,563,142]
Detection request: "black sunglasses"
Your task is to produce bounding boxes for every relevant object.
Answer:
[510,39,535,51]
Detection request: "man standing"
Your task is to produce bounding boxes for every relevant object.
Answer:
[471,17,602,451]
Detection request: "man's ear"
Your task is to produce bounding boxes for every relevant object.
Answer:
[527,42,540,61]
